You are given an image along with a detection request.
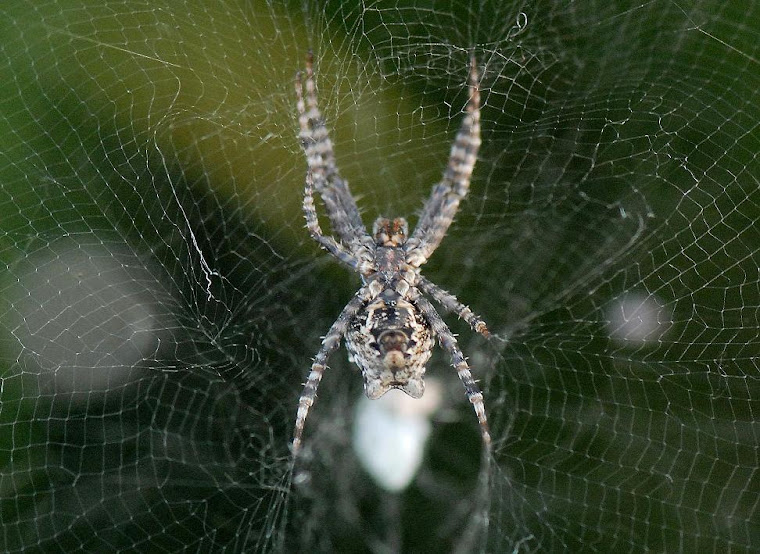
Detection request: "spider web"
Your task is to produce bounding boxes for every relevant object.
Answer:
[1,0,758,552]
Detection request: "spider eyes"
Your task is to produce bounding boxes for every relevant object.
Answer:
[372,217,409,246]
[391,218,408,236]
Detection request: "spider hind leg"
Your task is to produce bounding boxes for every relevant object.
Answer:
[292,288,370,456]
[413,292,492,449]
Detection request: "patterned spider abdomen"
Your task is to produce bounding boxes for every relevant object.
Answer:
[346,289,434,400]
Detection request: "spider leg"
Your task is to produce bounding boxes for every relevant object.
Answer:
[412,290,492,450]
[292,287,369,457]
[296,52,370,246]
[407,56,481,267]
[417,276,489,338]
[303,172,371,273]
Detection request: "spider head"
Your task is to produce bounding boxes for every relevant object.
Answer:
[372,217,408,246]
[346,293,433,400]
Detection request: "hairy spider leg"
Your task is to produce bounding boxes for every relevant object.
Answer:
[303,173,370,273]
[296,52,368,245]
[407,56,481,267]
[293,288,371,456]
[417,275,490,338]
[412,291,492,449]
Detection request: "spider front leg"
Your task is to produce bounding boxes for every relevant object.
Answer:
[293,288,369,457]
[407,56,481,267]
[417,276,490,338]
[295,52,369,246]
[412,292,492,450]
[303,173,371,273]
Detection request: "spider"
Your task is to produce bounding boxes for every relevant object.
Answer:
[292,52,490,457]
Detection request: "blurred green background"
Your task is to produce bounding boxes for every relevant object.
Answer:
[1,1,758,552]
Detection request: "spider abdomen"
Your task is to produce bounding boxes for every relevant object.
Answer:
[346,292,434,400]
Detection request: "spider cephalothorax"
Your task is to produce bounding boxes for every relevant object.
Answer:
[292,52,490,456]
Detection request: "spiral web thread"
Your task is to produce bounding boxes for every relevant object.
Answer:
[0,1,757,552]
